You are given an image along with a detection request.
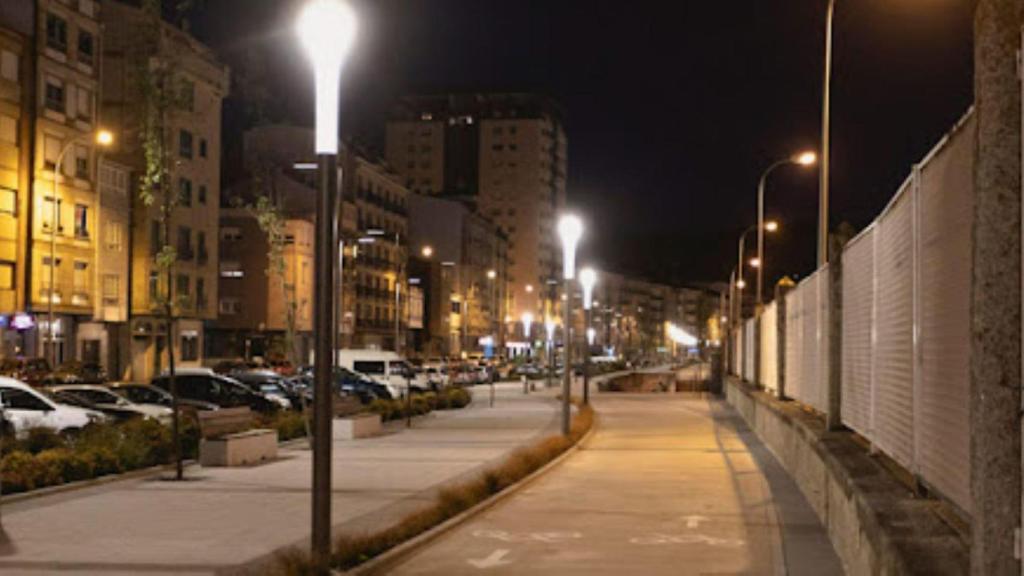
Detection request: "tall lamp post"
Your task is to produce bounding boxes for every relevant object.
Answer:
[545,319,556,389]
[735,223,771,322]
[557,215,583,436]
[296,1,356,570]
[820,0,836,267]
[579,267,597,405]
[47,130,113,368]
[756,151,816,306]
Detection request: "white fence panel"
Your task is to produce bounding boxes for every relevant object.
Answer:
[760,303,778,393]
[873,186,916,471]
[841,228,876,438]
[916,115,973,514]
[743,319,756,382]
[784,287,803,401]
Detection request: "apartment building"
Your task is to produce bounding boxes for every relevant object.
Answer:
[231,124,410,354]
[210,209,314,364]
[408,193,509,358]
[386,93,567,326]
[85,157,131,377]
[0,5,29,357]
[101,0,228,381]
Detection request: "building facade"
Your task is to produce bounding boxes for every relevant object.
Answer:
[407,193,509,358]
[211,209,314,364]
[101,0,228,381]
[386,93,567,328]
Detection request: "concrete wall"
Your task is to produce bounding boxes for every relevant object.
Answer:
[724,376,967,576]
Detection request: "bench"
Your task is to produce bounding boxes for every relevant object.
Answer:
[198,407,278,467]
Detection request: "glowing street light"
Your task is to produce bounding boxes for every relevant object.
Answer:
[749,257,761,269]
[557,215,583,436]
[296,0,357,567]
[521,312,534,343]
[756,152,815,306]
[579,267,597,405]
[421,245,433,258]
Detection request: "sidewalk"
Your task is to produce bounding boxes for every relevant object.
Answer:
[385,369,842,576]
[0,384,560,575]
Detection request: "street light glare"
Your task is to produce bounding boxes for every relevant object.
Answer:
[95,130,114,147]
[795,151,818,166]
[749,257,761,268]
[296,0,357,154]
[579,267,597,310]
[765,221,779,232]
[557,214,584,280]
[737,279,747,289]
[421,246,433,258]
[487,269,497,280]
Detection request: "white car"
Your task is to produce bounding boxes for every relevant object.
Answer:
[51,385,173,424]
[0,377,105,436]
[336,350,430,397]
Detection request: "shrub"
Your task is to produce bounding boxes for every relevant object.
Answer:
[268,412,308,442]
[1,450,42,493]
[81,446,122,477]
[444,387,471,409]
[35,448,75,487]
[409,396,430,416]
[21,427,64,454]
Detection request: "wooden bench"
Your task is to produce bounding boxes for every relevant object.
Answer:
[198,407,278,467]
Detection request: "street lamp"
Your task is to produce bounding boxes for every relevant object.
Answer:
[47,129,113,369]
[421,245,433,258]
[736,222,773,322]
[557,215,583,436]
[296,0,356,569]
[579,267,596,405]
[821,0,836,268]
[521,312,534,348]
[545,318,556,390]
[756,151,815,305]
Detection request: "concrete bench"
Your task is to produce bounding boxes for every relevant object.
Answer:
[198,407,278,467]
[333,413,382,440]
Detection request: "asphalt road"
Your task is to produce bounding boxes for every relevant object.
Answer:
[386,387,843,576]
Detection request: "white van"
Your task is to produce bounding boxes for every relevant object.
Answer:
[335,350,427,397]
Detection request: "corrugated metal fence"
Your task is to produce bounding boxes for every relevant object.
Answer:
[728,111,974,515]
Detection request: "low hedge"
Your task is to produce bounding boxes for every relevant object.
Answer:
[368,387,472,422]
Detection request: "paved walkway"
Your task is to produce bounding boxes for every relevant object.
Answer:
[0,383,560,575]
[386,387,843,575]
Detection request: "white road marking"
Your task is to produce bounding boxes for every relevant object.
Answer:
[629,533,744,547]
[472,529,582,543]
[682,514,710,529]
[467,549,512,569]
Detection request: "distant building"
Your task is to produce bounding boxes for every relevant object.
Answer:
[210,209,314,364]
[386,93,567,326]
[101,0,229,381]
[407,193,509,358]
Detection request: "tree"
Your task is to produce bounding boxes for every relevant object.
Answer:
[134,0,195,480]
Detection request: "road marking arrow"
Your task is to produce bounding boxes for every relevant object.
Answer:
[683,515,709,529]
[467,549,512,569]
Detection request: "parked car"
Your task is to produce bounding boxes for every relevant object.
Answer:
[0,377,105,436]
[333,367,392,403]
[107,382,220,414]
[151,373,279,414]
[232,370,301,410]
[0,357,52,387]
[48,360,108,385]
[50,385,171,423]
[336,350,428,396]
[211,358,255,375]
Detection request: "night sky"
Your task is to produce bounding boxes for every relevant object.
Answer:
[189,0,975,288]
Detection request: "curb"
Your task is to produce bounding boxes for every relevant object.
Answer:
[344,408,600,576]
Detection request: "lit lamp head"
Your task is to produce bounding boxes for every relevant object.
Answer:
[421,246,433,258]
[748,257,761,269]
[586,327,596,346]
[545,319,556,343]
[296,0,357,155]
[521,312,534,340]
[794,151,818,167]
[736,279,747,290]
[579,267,597,311]
[95,129,114,147]
[557,214,584,280]
[487,269,497,280]
[764,220,779,233]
